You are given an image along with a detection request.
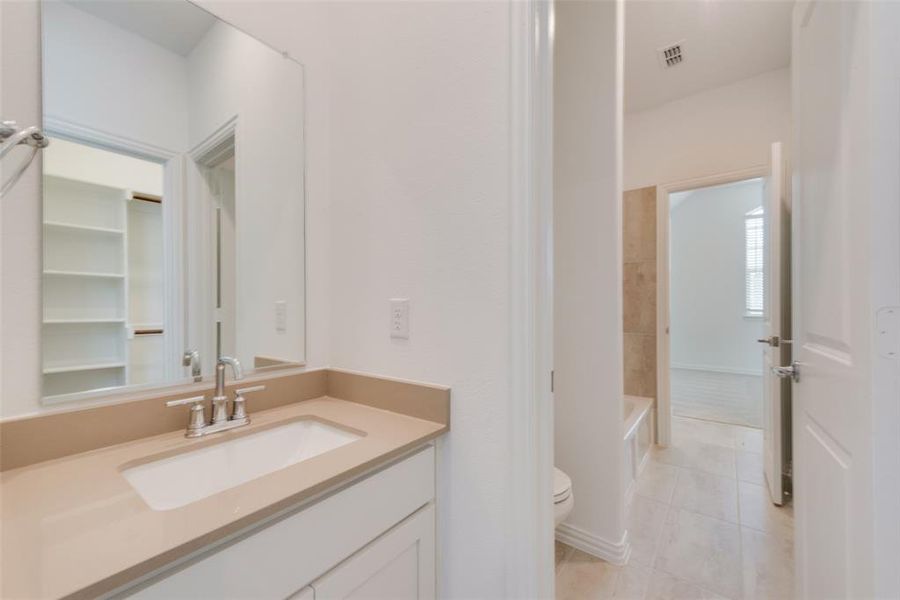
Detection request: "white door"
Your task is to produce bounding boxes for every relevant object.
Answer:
[792,1,900,598]
[760,142,787,506]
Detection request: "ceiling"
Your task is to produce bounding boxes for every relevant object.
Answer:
[625,0,793,113]
[67,0,217,57]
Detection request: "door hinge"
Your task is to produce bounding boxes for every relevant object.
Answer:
[551,370,554,393]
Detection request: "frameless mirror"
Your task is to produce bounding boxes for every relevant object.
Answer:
[40,0,305,402]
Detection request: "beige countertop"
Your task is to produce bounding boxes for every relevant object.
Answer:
[0,397,447,599]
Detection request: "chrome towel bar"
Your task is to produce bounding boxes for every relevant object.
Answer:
[0,120,50,199]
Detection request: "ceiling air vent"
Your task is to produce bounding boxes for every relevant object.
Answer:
[658,42,684,69]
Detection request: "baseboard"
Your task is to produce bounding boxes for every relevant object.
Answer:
[555,523,631,566]
[670,363,763,377]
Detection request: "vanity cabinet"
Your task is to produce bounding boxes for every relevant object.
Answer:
[307,504,434,599]
[119,446,436,600]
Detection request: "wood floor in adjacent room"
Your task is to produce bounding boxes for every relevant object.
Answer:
[555,416,794,600]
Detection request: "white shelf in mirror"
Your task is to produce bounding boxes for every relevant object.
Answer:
[42,153,164,399]
[43,221,124,235]
[43,318,126,325]
[43,270,126,279]
[42,361,127,375]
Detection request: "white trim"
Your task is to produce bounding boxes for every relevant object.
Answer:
[555,524,631,566]
[655,165,768,447]
[506,1,555,598]
[43,115,177,162]
[670,363,764,377]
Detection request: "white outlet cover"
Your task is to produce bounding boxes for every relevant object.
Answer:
[390,298,410,339]
[275,301,287,334]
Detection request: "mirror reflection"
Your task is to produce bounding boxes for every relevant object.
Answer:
[41,0,306,402]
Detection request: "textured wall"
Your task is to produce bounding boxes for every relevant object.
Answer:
[624,68,790,191]
[622,186,657,399]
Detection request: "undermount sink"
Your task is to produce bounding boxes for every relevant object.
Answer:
[122,420,362,511]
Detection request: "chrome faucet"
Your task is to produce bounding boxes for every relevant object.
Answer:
[182,349,202,382]
[167,356,266,438]
[212,356,243,424]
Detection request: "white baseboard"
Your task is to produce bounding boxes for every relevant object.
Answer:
[670,363,763,377]
[555,523,631,566]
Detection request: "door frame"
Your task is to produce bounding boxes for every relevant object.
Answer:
[506,0,555,598]
[655,165,767,446]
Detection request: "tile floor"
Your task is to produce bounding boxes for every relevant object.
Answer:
[555,416,794,599]
[671,369,763,429]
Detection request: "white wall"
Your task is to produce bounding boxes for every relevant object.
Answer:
[41,1,188,153]
[624,68,790,190]
[669,179,765,374]
[1,0,43,418]
[554,0,627,558]
[322,3,513,595]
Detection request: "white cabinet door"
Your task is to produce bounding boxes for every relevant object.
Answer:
[287,586,315,600]
[312,504,435,600]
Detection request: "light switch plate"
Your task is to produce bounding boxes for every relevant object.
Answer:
[390,298,409,339]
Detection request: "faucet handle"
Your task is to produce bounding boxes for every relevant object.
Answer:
[232,385,265,421]
[235,385,266,396]
[167,395,207,437]
[166,395,206,407]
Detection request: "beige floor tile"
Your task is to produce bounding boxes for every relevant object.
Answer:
[645,569,729,600]
[736,450,765,485]
[741,526,795,599]
[737,481,794,536]
[733,426,764,453]
[671,417,736,449]
[635,461,679,503]
[651,440,736,479]
[556,540,574,567]
[671,468,739,523]
[613,564,652,599]
[627,495,669,567]
[555,549,620,600]
[654,508,743,599]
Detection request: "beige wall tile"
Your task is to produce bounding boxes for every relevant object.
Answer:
[624,186,657,263]
[623,186,657,399]
[624,260,657,334]
[624,333,657,397]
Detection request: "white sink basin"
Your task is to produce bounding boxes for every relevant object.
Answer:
[122,420,362,510]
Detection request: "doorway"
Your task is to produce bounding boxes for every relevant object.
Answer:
[655,156,792,510]
[668,176,766,429]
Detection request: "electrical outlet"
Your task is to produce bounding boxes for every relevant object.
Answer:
[390,298,409,339]
[275,301,287,333]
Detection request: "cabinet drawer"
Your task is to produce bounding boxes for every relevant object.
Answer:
[123,446,435,599]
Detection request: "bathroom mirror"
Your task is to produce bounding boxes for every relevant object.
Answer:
[40,0,306,402]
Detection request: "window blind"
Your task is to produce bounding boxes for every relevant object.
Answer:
[745,207,764,317]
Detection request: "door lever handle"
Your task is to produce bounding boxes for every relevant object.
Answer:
[772,361,800,383]
[757,336,780,347]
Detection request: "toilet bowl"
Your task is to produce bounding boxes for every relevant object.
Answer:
[554,467,574,527]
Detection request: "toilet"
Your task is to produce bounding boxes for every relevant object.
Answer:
[553,467,574,527]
